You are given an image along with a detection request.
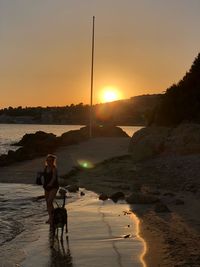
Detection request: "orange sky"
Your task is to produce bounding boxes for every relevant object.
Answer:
[0,0,200,108]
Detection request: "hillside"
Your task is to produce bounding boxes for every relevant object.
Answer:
[150,53,200,126]
[0,94,161,126]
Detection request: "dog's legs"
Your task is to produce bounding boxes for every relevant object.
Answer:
[56,228,59,240]
[61,226,64,241]
[66,212,68,234]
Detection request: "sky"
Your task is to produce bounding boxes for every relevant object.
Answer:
[0,0,200,108]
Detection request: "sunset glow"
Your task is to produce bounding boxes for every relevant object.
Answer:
[100,87,121,103]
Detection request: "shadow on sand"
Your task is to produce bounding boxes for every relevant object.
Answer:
[49,228,73,267]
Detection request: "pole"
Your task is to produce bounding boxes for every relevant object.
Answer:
[89,16,95,138]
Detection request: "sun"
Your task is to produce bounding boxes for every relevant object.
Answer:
[100,86,121,103]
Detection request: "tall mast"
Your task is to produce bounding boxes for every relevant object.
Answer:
[89,16,95,138]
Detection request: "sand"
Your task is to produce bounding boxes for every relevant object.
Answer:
[0,137,130,184]
[1,137,200,267]
[69,154,200,267]
[0,189,144,267]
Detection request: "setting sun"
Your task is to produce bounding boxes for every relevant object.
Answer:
[100,86,121,103]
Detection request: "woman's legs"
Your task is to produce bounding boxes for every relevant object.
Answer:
[45,188,58,223]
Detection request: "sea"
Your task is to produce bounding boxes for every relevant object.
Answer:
[0,124,143,266]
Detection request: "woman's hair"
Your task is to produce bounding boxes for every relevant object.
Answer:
[45,154,57,167]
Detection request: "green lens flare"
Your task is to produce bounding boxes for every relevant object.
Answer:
[78,160,94,169]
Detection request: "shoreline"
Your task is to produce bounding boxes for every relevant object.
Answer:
[1,137,199,266]
[62,153,200,267]
[0,186,145,267]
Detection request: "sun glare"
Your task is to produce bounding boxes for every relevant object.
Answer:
[100,86,121,103]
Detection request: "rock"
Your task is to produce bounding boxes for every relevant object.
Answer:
[110,191,125,203]
[165,123,200,155]
[123,234,131,238]
[80,125,129,138]
[66,185,79,193]
[126,193,159,204]
[129,123,200,161]
[0,154,14,166]
[58,130,88,146]
[99,193,108,201]
[154,202,170,213]
[128,126,170,162]
[15,131,57,147]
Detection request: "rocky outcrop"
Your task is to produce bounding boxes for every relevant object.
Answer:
[99,193,109,201]
[0,125,128,167]
[164,124,200,155]
[110,191,125,202]
[80,125,129,138]
[129,126,170,161]
[66,184,79,193]
[58,129,88,145]
[129,123,200,162]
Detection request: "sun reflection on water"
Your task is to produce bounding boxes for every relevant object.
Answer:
[130,213,147,267]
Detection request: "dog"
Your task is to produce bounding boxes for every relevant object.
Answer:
[52,188,68,241]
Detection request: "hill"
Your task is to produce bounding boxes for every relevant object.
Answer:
[150,53,200,126]
[0,94,161,126]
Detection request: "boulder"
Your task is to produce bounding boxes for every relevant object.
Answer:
[15,131,57,147]
[0,154,13,166]
[165,123,200,155]
[58,129,88,146]
[66,184,79,193]
[129,124,200,162]
[129,126,170,162]
[80,125,129,138]
[110,191,125,203]
[99,193,108,201]
[12,131,58,160]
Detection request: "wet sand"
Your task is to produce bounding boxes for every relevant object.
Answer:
[0,189,145,267]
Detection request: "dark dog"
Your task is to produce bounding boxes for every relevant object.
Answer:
[52,190,68,241]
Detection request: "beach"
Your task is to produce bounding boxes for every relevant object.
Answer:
[0,136,200,267]
[0,137,146,267]
[69,153,200,267]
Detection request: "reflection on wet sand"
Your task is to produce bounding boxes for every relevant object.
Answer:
[49,231,73,267]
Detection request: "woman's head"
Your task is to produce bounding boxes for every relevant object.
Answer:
[45,154,57,167]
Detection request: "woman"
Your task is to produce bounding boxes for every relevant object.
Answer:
[43,154,59,224]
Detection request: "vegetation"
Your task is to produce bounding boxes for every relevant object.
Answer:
[149,53,200,126]
[0,95,161,126]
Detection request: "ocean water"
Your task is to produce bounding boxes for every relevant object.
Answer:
[0,183,45,246]
[0,124,142,155]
